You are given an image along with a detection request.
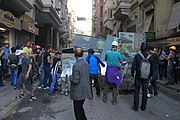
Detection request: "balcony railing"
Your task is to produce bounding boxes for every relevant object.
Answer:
[119,0,132,9]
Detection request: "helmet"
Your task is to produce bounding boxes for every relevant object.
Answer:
[4,40,9,44]
[111,41,118,46]
[169,46,176,50]
[34,45,41,49]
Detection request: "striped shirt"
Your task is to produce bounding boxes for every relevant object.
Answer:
[51,56,61,75]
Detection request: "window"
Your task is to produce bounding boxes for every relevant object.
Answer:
[108,9,112,18]
[100,6,103,17]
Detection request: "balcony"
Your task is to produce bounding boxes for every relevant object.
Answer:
[34,0,62,27]
[0,0,33,17]
[114,0,132,21]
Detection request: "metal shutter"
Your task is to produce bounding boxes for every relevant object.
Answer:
[15,30,31,46]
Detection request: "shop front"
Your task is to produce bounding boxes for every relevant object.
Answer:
[15,15,39,46]
[0,9,21,48]
[167,37,180,50]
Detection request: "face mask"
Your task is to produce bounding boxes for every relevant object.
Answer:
[5,45,9,48]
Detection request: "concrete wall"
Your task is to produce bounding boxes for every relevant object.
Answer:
[155,0,174,39]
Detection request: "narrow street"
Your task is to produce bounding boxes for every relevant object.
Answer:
[7,88,180,120]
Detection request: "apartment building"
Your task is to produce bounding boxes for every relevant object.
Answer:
[67,0,76,48]
[92,0,104,37]
[94,0,180,46]
[34,0,69,49]
[0,0,69,49]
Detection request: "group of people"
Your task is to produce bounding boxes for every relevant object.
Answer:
[0,40,72,101]
[158,46,180,85]
[131,43,180,111]
[0,38,179,120]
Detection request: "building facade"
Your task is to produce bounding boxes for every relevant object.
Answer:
[0,0,69,50]
[93,0,180,47]
[67,0,76,48]
[92,0,104,37]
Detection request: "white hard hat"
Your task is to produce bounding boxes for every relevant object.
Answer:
[15,50,24,55]
[111,41,118,46]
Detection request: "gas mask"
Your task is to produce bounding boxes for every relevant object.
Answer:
[5,45,9,48]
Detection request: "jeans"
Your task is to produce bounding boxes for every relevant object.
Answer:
[43,66,51,87]
[167,66,175,84]
[38,63,44,87]
[133,76,149,110]
[148,70,158,95]
[10,66,18,88]
[90,74,100,97]
[49,74,57,93]
[148,80,158,95]
[159,64,165,79]
[0,66,3,86]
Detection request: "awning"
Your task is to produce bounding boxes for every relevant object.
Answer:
[143,13,153,32]
[167,2,180,30]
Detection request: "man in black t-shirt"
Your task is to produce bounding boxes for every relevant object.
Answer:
[147,46,159,97]
[43,45,52,89]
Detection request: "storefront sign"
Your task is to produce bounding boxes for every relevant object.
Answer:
[145,32,156,41]
[167,37,180,43]
[22,21,39,35]
[2,11,15,28]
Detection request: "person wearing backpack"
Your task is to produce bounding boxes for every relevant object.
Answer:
[131,42,151,111]
[86,48,105,97]
[8,47,19,89]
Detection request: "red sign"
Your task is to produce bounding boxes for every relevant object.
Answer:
[167,37,180,43]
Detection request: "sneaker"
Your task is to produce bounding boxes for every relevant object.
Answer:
[131,107,138,111]
[48,92,53,96]
[29,96,37,102]
[147,94,152,98]
[37,86,43,89]
[112,100,119,105]
[103,96,107,103]
[44,86,49,90]
[18,94,25,99]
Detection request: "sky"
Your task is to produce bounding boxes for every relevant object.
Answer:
[69,0,92,35]
[70,0,92,17]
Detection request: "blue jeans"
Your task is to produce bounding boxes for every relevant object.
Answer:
[0,66,3,86]
[43,66,51,87]
[10,65,18,88]
[38,63,44,87]
[49,74,57,93]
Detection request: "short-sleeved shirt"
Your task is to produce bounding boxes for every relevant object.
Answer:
[168,52,174,67]
[8,54,18,65]
[23,47,32,56]
[21,56,31,75]
[0,46,10,59]
[159,51,166,60]
[105,50,122,66]
[43,51,51,67]
[86,54,99,74]
[51,56,61,74]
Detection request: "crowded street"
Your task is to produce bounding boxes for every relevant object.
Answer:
[1,0,180,120]
[5,86,180,120]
